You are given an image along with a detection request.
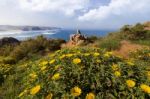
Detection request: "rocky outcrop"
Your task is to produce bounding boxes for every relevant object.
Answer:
[62,30,90,48]
[0,37,20,47]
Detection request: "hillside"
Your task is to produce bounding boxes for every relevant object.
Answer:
[0,22,150,98]
[0,25,60,31]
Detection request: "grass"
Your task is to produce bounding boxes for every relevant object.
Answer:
[132,39,150,46]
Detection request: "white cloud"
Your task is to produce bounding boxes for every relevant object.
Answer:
[0,0,150,29]
[17,0,89,16]
[78,0,150,28]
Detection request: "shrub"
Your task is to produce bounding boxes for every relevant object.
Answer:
[0,63,14,85]
[120,23,148,40]
[97,38,121,51]
[18,48,150,98]
[130,48,150,62]
[10,36,65,61]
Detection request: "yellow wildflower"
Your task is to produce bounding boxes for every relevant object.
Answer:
[29,73,37,79]
[114,71,121,77]
[46,92,53,99]
[40,61,48,66]
[94,52,100,57]
[86,92,95,99]
[56,50,61,53]
[84,53,90,56]
[59,55,66,59]
[66,54,73,57]
[147,71,150,77]
[55,65,60,70]
[104,52,113,57]
[49,59,55,64]
[96,60,101,63]
[41,66,47,71]
[148,53,150,57]
[140,84,150,94]
[126,80,136,88]
[71,86,82,97]
[127,61,134,66]
[112,64,119,71]
[18,89,27,97]
[30,85,41,95]
[52,73,60,80]
[73,58,81,64]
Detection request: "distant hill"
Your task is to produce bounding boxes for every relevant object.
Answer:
[0,25,60,31]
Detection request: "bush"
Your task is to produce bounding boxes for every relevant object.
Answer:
[18,48,150,98]
[130,48,150,62]
[10,36,65,61]
[0,63,14,85]
[97,38,121,51]
[0,45,15,56]
[120,23,148,40]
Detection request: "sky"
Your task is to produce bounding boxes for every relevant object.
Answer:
[0,0,150,30]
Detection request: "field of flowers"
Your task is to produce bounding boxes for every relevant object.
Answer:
[17,47,150,99]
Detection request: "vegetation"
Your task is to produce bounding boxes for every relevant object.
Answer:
[0,35,65,62]
[0,22,150,98]
[8,48,150,98]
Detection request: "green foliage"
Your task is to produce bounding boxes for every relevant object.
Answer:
[87,36,100,42]
[0,63,14,85]
[130,48,150,62]
[18,48,150,98]
[96,38,121,51]
[120,23,149,40]
[10,36,65,61]
[0,45,15,56]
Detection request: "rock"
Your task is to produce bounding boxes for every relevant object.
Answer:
[70,29,87,44]
[0,37,20,47]
[62,29,89,48]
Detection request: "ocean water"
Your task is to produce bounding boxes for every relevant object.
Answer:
[0,29,113,40]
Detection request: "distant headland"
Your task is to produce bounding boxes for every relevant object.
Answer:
[0,25,60,31]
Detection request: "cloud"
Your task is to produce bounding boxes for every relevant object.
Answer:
[78,0,150,28]
[17,0,89,16]
[0,0,150,29]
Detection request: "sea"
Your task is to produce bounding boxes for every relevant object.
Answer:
[0,29,114,41]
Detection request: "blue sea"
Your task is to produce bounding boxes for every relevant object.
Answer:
[0,29,114,40]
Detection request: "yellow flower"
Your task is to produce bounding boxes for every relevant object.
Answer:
[71,86,82,97]
[40,61,48,66]
[49,59,55,64]
[66,54,73,57]
[84,53,90,56]
[73,58,81,64]
[55,65,60,70]
[140,84,150,94]
[41,66,47,71]
[59,55,66,59]
[147,71,150,77]
[114,71,121,77]
[148,53,150,57]
[46,93,53,99]
[96,60,101,63]
[29,73,37,79]
[52,73,60,80]
[56,50,61,53]
[18,89,27,97]
[126,61,134,66]
[126,80,135,88]
[30,85,41,95]
[104,52,113,57]
[112,64,119,71]
[94,52,100,57]
[86,93,95,99]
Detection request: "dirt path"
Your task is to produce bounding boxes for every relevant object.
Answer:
[113,40,145,58]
